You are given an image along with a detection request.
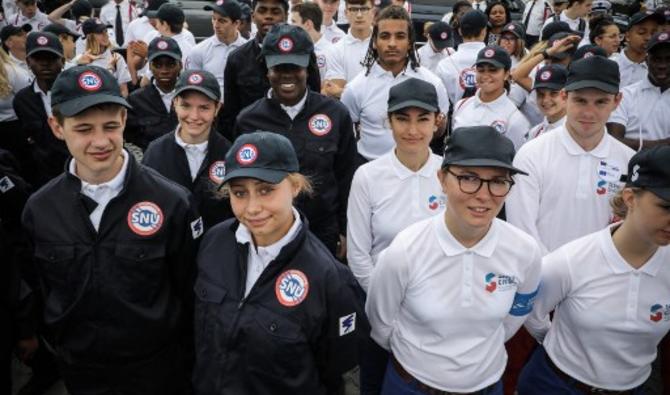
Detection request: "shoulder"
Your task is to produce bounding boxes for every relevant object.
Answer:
[236,97,267,119]
[25,174,68,208]
[309,91,349,114]
[143,132,174,155]
[228,40,253,59]
[495,219,540,252]
[607,134,636,158]
[414,67,443,86]
[136,162,191,200]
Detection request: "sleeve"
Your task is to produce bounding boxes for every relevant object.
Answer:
[524,248,573,342]
[346,167,375,291]
[505,148,549,254]
[434,60,455,106]
[432,76,449,116]
[324,45,345,80]
[8,65,32,93]
[608,90,629,126]
[334,108,357,235]
[365,235,410,350]
[184,45,202,70]
[115,55,132,84]
[340,83,360,123]
[508,111,532,151]
[503,240,542,341]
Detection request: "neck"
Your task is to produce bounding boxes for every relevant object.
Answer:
[10,49,26,61]
[564,7,580,19]
[490,26,503,34]
[648,75,669,92]
[611,221,659,269]
[178,126,210,144]
[379,58,407,76]
[547,110,566,124]
[565,122,605,151]
[155,79,176,93]
[309,30,321,44]
[479,88,504,103]
[274,88,306,107]
[395,147,430,172]
[323,16,333,26]
[444,209,490,248]
[77,152,124,185]
[36,78,54,93]
[351,26,371,40]
[624,46,646,63]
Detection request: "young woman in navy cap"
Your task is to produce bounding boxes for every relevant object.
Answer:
[193,131,367,395]
[518,146,670,394]
[366,126,541,394]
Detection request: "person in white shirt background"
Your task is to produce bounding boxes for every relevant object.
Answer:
[526,63,567,140]
[290,2,333,85]
[542,0,592,39]
[43,23,80,69]
[521,0,552,48]
[143,3,195,60]
[0,23,31,75]
[518,146,670,395]
[587,13,621,57]
[506,56,635,255]
[99,0,139,47]
[452,45,530,150]
[484,1,511,45]
[366,125,541,395]
[416,21,455,73]
[471,0,488,12]
[615,11,664,87]
[315,0,345,43]
[7,0,49,31]
[124,0,164,45]
[48,0,98,56]
[441,0,473,49]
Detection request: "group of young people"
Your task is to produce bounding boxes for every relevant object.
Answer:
[1,0,669,393]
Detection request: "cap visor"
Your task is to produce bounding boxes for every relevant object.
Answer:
[204,4,227,16]
[27,48,63,58]
[265,54,310,68]
[533,82,564,91]
[57,94,131,117]
[443,158,528,175]
[220,168,289,186]
[388,99,439,113]
[475,59,506,69]
[148,51,182,62]
[564,80,618,94]
[650,187,670,202]
[146,10,159,17]
[174,85,220,102]
[431,40,450,50]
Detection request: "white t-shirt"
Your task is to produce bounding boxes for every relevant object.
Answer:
[522,0,552,36]
[609,77,670,143]
[435,41,485,106]
[324,31,370,82]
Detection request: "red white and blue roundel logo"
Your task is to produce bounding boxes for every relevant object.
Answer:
[649,304,670,322]
[127,201,164,236]
[275,270,309,307]
[427,195,445,210]
[236,144,258,165]
[208,161,226,184]
[490,120,507,134]
[484,48,495,58]
[78,71,103,92]
[36,35,48,45]
[308,114,332,136]
[188,73,204,85]
[278,36,294,53]
[485,273,497,293]
[157,40,168,50]
[540,70,552,81]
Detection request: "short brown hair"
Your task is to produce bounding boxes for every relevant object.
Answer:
[292,2,323,31]
[51,103,126,125]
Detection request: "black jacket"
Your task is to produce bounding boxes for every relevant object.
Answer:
[12,82,69,188]
[125,83,178,150]
[220,35,322,140]
[193,215,368,395]
[234,90,357,253]
[21,153,201,364]
[142,129,233,230]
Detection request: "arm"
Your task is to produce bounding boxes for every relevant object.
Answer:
[434,77,449,135]
[503,241,542,341]
[346,167,375,291]
[47,0,75,24]
[511,35,581,91]
[322,46,346,99]
[334,109,357,247]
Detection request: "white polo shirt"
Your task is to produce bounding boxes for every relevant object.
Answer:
[522,0,551,36]
[609,77,670,143]
[435,41,485,106]
[614,50,647,88]
[320,21,345,44]
[185,33,247,98]
[341,62,449,160]
[346,150,444,291]
[506,126,635,254]
[33,82,52,117]
[452,91,531,150]
[323,31,370,82]
[125,16,156,45]
[367,215,541,393]
[153,81,174,113]
[7,10,49,31]
[99,0,139,46]
[525,225,670,390]
[313,35,334,83]
[0,62,31,122]
[144,29,196,60]
[526,115,566,140]
[416,44,454,73]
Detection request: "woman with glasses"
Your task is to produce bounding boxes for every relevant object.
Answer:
[366,126,541,394]
[498,22,528,67]
[589,13,621,57]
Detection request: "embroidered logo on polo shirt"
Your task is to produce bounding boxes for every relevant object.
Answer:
[339,312,356,336]
[650,304,670,322]
[236,144,258,165]
[36,36,48,45]
[459,67,476,89]
[659,32,669,41]
[485,272,518,293]
[157,40,168,50]
[317,54,327,68]
[275,270,309,307]
[208,161,226,184]
[428,195,445,210]
[78,71,103,91]
[332,36,341,44]
[308,114,332,136]
[127,201,164,236]
[278,36,294,53]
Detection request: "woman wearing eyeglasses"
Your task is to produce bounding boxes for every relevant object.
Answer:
[589,14,621,57]
[366,126,542,394]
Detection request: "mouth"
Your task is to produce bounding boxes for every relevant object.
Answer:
[246,216,270,227]
[88,150,113,161]
[468,206,491,217]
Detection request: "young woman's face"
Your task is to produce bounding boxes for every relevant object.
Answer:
[498,32,517,55]
[389,107,438,156]
[488,5,507,27]
[94,31,110,47]
[229,177,299,247]
[627,190,670,247]
[174,92,220,143]
[476,63,508,95]
[595,24,621,56]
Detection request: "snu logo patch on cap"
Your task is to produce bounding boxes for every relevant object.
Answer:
[78,71,103,91]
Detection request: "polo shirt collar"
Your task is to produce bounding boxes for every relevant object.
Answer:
[344,30,371,44]
[620,50,647,69]
[558,125,611,158]
[235,207,302,253]
[389,150,437,180]
[175,129,208,153]
[434,214,499,258]
[472,90,507,108]
[600,224,664,276]
[68,149,129,191]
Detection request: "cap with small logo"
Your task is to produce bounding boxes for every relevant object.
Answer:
[475,45,512,70]
[626,146,670,202]
[1,24,31,47]
[442,126,527,175]
[43,23,81,39]
[51,65,131,117]
[547,31,579,60]
[153,4,185,25]
[629,10,665,28]
[71,0,93,18]
[591,0,612,13]
[387,78,439,113]
[142,0,168,16]
[204,0,243,21]
[26,32,63,58]
[148,36,182,62]
[572,44,608,60]
[174,70,221,102]
[222,131,300,185]
[261,24,314,68]
[541,20,579,41]
[533,64,568,91]
[656,6,670,22]
[428,22,453,50]
[460,10,488,32]
[501,22,525,40]
[647,31,670,52]
[565,55,620,94]
[82,18,112,36]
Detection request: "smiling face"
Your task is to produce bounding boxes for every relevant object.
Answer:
[648,45,670,88]
[625,189,670,247]
[174,91,220,144]
[475,63,508,97]
[267,63,307,106]
[564,88,621,141]
[252,0,287,39]
[389,107,437,156]
[375,18,410,71]
[536,88,567,121]
[150,56,181,90]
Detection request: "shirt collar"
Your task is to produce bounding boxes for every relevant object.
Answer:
[68,149,129,191]
[434,214,499,258]
[174,129,209,153]
[33,82,48,95]
[456,41,486,52]
[152,80,174,96]
[620,50,647,68]
[389,150,436,180]
[600,224,665,276]
[473,90,507,108]
[268,88,308,117]
[558,125,611,158]
[344,30,371,44]
[235,207,303,255]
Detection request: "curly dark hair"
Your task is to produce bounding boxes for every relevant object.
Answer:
[362,5,420,76]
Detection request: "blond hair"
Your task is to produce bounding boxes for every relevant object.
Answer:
[0,48,15,97]
[217,173,313,199]
[85,32,114,55]
[610,187,643,220]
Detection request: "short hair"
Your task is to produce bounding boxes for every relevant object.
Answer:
[345,0,373,7]
[160,19,184,34]
[16,0,36,5]
[567,0,586,7]
[292,2,323,31]
[51,103,126,125]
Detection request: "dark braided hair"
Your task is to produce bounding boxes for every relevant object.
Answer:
[362,5,420,76]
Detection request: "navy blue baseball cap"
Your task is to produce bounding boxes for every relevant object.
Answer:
[51,65,131,116]
[626,146,670,201]
[204,0,243,20]
[533,64,568,90]
[565,55,620,94]
[174,70,221,102]
[443,126,527,175]
[262,23,314,68]
[475,45,512,70]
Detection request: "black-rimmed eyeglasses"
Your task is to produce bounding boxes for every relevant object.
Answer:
[446,169,515,197]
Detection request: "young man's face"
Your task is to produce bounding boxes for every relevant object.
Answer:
[5,32,28,54]
[626,20,659,53]
[375,19,410,69]
[17,1,38,18]
[173,91,220,142]
[648,45,670,87]
[27,52,64,82]
[252,0,287,38]
[563,88,621,140]
[150,56,181,87]
[48,106,127,184]
[316,0,339,22]
[267,63,307,106]
[212,12,240,42]
[572,0,592,17]
[345,0,374,30]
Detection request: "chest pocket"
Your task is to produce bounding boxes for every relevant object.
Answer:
[194,278,230,353]
[304,141,337,171]
[113,243,166,303]
[34,244,85,317]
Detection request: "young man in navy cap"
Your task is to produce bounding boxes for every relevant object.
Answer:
[416,21,455,72]
[143,69,233,229]
[1,23,32,74]
[615,10,665,87]
[125,36,180,150]
[235,23,356,256]
[22,64,201,394]
[527,64,567,139]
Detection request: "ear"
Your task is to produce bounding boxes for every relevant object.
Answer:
[47,116,65,141]
[613,92,623,108]
[621,187,637,211]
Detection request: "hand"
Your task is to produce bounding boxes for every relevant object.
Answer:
[129,41,148,58]
[546,34,581,57]
[321,80,344,98]
[336,234,347,260]
[77,52,100,65]
[15,337,38,363]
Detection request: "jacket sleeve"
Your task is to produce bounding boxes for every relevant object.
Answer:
[334,108,357,235]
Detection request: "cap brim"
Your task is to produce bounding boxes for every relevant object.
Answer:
[564,80,618,94]
[443,158,528,175]
[649,187,670,202]
[648,40,670,52]
[146,10,159,17]
[265,54,310,68]
[631,14,665,27]
[57,94,131,117]
[27,48,63,58]
[220,168,289,186]
[148,51,182,62]
[388,99,439,113]
[174,85,219,102]
[431,39,451,50]
[204,4,228,16]
[533,82,564,91]
[475,59,506,69]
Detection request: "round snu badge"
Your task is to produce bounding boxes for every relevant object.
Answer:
[157,40,168,50]
[278,36,294,53]
[188,73,204,85]
[440,31,448,40]
[308,114,332,136]
[236,144,258,165]
[127,201,164,236]
[275,270,309,307]
[36,36,48,45]
[659,32,669,41]
[540,70,552,81]
[208,161,226,184]
[484,48,495,58]
[78,71,103,92]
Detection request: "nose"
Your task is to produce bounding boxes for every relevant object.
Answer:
[246,193,262,215]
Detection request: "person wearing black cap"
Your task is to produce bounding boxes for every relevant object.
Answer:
[615,10,665,87]
[416,21,455,72]
[124,36,180,150]
[47,0,95,38]
[507,56,635,255]
[6,0,50,32]
[366,126,541,395]
[235,23,356,255]
[143,4,195,60]
[608,31,670,150]
[588,13,621,56]
[519,146,670,394]
[193,130,367,395]
[498,22,527,66]
[22,64,201,394]
[143,69,233,229]
[572,42,608,59]
[99,0,140,47]
[541,0,591,38]
[185,0,247,99]
[1,23,32,75]
[43,23,81,68]
[453,45,530,150]
[527,64,568,139]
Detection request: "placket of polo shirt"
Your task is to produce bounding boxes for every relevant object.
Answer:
[627,272,641,321]
[575,155,591,199]
[412,174,420,213]
[461,251,474,307]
